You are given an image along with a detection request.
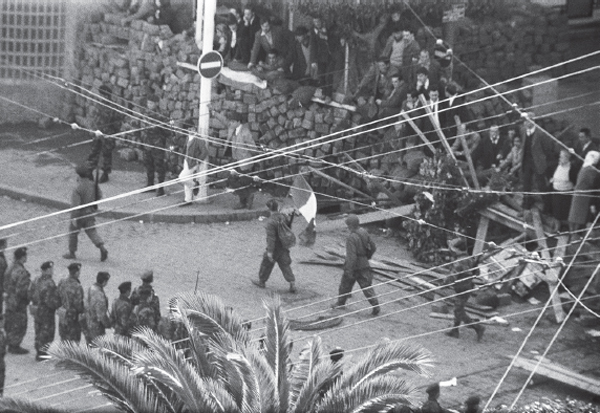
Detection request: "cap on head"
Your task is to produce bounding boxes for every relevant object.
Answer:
[97,271,110,284]
[465,395,481,407]
[41,261,54,271]
[118,281,132,294]
[141,270,154,282]
[14,247,27,260]
[266,199,279,212]
[68,262,82,273]
[329,347,344,363]
[345,214,360,229]
[426,382,440,396]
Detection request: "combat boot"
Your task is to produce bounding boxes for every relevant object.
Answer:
[156,187,165,197]
[473,325,485,342]
[99,171,109,183]
[62,252,76,260]
[143,177,155,192]
[445,328,459,338]
[8,345,29,355]
[251,279,266,288]
[289,282,297,293]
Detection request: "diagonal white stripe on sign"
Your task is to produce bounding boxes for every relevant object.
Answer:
[201,61,222,69]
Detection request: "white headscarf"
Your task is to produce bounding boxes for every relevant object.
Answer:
[583,150,600,167]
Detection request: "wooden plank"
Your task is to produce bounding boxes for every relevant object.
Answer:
[554,234,569,258]
[400,111,436,154]
[511,356,600,395]
[473,216,490,255]
[531,208,566,323]
[454,115,481,189]
[534,356,600,388]
[308,166,374,200]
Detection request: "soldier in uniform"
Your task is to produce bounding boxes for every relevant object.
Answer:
[0,238,7,312]
[111,281,134,337]
[141,95,168,197]
[131,270,161,326]
[251,199,297,293]
[226,167,260,210]
[85,271,111,343]
[28,261,62,361]
[4,247,31,354]
[63,165,109,262]
[86,84,121,183]
[57,262,85,342]
[133,288,159,332]
[444,258,485,342]
[421,383,446,413]
[331,215,380,315]
[0,314,6,396]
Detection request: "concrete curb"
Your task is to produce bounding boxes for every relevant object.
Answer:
[0,184,268,224]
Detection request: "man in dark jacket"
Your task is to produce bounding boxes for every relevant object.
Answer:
[131,270,161,327]
[28,261,62,361]
[235,6,260,64]
[57,262,85,342]
[331,215,380,315]
[63,165,108,261]
[141,95,168,197]
[252,199,297,293]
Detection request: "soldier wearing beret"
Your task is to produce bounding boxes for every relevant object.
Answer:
[63,165,109,262]
[463,395,482,413]
[252,199,297,293]
[86,84,121,183]
[85,271,112,343]
[331,215,380,315]
[28,261,61,361]
[4,247,31,354]
[57,263,85,342]
[141,95,169,197]
[0,238,7,312]
[131,270,161,326]
[132,287,159,332]
[111,281,134,337]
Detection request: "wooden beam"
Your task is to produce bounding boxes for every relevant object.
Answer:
[531,208,566,323]
[308,166,374,200]
[400,111,436,154]
[473,216,490,255]
[510,356,600,395]
[454,115,481,189]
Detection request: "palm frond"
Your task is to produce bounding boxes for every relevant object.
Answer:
[290,359,341,413]
[176,292,250,345]
[0,397,69,413]
[177,311,216,378]
[340,341,433,393]
[262,297,292,412]
[246,346,278,413]
[92,334,147,364]
[46,340,167,413]
[316,375,419,413]
[227,353,262,413]
[132,327,239,413]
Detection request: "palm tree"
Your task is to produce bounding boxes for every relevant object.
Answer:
[0,292,434,413]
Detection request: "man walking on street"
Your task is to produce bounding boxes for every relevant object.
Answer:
[332,215,380,315]
[63,165,109,262]
[4,247,31,354]
[57,262,85,342]
[28,261,61,361]
[85,271,111,343]
[111,281,134,337]
[444,258,485,342]
[252,199,297,293]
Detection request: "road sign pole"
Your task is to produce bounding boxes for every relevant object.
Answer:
[194,0,216,203]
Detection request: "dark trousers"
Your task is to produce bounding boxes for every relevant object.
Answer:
[453,293,473,327]
[258,250,295,283]
[143,148,166,183]
[337,268,379,309]
[68,217,104,253]
[522,164,548,210]
[34,316,56,353]
[5,309,27,347]
[87,137,115,173]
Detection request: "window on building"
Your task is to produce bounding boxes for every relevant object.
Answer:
[0,0,66,80]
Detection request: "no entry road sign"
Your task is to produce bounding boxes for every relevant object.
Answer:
[197,51,224,79]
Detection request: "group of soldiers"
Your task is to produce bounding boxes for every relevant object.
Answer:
[0,240,161,363]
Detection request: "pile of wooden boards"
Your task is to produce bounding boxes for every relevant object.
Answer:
[300,246,499,319]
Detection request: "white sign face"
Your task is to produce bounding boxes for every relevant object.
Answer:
[197,51,224,79]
